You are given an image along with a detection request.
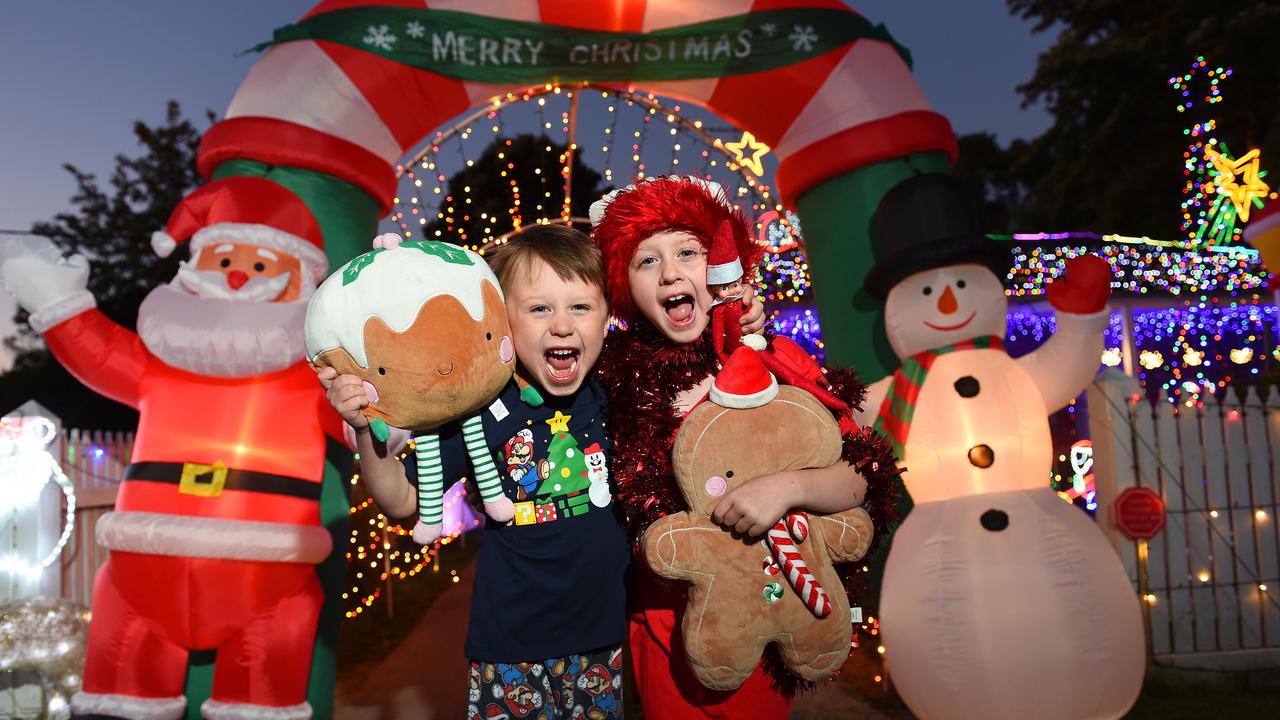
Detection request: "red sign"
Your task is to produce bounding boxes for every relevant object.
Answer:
[1113,487,1166,540]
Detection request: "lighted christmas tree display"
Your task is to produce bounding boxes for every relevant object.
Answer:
[1169,57,1270,249]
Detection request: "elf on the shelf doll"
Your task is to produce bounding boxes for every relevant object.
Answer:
[706,220,763,362]
[705,214,858,425]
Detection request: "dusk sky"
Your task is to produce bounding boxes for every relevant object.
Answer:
[0,1,1055,369]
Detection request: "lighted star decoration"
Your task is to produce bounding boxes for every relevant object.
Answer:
[725,131,771,177]
[1206,146,1269,222]
[545,410,572,433]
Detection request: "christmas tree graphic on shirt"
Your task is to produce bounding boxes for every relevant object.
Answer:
[534,411,593,520]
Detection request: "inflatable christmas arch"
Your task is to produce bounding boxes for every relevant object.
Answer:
[207,0,957,376]
[151,2,956,716]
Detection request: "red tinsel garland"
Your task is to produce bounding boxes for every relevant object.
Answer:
[595,317,904,692]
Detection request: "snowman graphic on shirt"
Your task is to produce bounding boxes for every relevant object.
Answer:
[856,174,1144,720]
[584,442,611,508]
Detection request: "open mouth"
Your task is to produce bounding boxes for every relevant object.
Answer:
[544,348,580,384]
[437,362,455,376]
[661,293,696,328]
[924,311,977,332]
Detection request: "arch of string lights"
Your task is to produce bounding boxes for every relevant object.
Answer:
[386,82,811,304]
[350,84,823,616]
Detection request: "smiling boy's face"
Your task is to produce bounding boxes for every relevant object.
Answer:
[505,257,609,397]
[627,230,714,344]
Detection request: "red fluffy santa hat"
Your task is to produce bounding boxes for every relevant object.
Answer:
[150,176,329,285]
[590,176,764,322]
[710,346,778,409]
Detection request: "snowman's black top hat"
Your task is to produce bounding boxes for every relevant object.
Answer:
[862,173,1011,300]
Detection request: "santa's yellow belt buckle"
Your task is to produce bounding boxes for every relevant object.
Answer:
[179,461,228,497]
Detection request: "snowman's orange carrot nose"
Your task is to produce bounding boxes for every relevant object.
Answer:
[937,285,958,315]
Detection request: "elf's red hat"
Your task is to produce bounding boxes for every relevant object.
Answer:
[151,176,328,283]
[591,176,763,322]
[706,220,744,286]
[710,346,778,409]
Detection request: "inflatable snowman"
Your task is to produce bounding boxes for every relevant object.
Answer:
[857,174,1144,720]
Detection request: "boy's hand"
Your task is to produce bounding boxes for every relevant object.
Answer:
[316,366,372,430]
[710,471,798,537]
[739,286,766,334]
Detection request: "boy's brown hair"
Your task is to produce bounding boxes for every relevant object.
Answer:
[486,224,606,293]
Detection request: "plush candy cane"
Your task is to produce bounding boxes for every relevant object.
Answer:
[765,511,831,618]
[412,414,509,544]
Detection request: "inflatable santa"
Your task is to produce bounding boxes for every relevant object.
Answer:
[1,176,348,720]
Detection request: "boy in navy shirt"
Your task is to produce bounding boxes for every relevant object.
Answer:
[318,226,629,719]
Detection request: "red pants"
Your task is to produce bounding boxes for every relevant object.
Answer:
[81,552,322,708]
[629,566,792,719]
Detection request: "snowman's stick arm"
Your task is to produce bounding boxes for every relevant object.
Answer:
[1015,307,1110,413]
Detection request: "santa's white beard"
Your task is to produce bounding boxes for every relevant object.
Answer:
[137,283,309,378]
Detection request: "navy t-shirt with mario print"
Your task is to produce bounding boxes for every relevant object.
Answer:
[434,377,630,662]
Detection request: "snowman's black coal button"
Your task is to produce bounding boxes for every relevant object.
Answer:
[954,376,980,398]
[968,444,994,468]
[980,509,1009,532]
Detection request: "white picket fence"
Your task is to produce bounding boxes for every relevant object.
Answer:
[55,429,128,607]
[1090,369,1280,670]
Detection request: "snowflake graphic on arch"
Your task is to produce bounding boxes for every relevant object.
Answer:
[789,25,818,52]
[760,23,778,37]
[363,24,397,51]
[405,21,425,39]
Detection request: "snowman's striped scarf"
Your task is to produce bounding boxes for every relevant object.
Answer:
[872,335,1004,459]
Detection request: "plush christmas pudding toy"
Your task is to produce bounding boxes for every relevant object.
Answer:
[305,238,518,542]
[642,346,874,691]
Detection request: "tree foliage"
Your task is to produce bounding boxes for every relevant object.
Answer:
[952,131,1031,232]
[1,102,210,427]
[972,1,1280,236]
[422,134,609,246]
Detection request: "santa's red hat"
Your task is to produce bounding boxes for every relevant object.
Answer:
[706,220,744,286]
[710,346,778,409]
[591,176,763,322]
[151,176,329,284]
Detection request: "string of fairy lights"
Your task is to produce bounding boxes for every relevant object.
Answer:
[386,82,810,304]
[343,441,479,617]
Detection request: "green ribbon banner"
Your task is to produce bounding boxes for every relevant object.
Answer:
[250,7,910,83]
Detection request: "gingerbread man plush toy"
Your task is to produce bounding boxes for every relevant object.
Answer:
[642,346,874,691]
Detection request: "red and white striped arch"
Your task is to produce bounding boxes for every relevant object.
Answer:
[200,0,955,213]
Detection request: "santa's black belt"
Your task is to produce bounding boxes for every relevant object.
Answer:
[124,461,322,501]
